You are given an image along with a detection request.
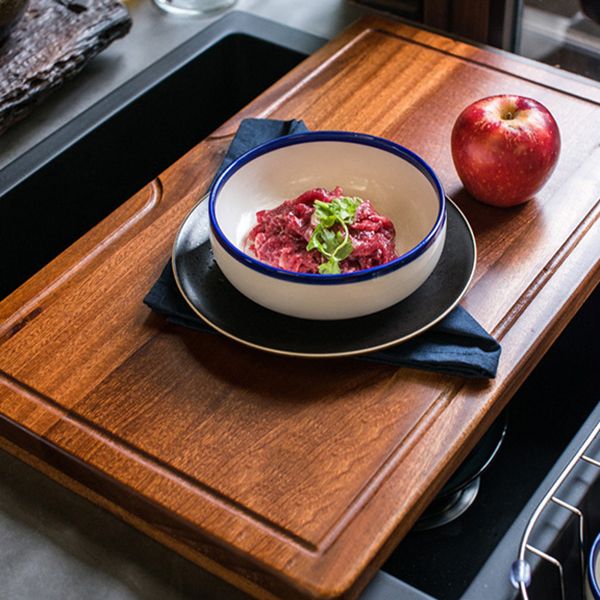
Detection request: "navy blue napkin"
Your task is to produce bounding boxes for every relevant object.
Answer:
[144,118,501,378]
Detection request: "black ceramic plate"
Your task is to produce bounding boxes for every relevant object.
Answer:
[172,197,476,357]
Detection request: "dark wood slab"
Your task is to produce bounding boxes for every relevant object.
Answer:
[1,16,599,600]
[0,0,131,134]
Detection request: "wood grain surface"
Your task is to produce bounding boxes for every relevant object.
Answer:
[0,0,131,134]
[1,16,600,600]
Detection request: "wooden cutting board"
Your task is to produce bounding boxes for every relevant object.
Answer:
[1,15,599,600]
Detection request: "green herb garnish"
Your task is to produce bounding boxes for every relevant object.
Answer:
[307,196,362,274]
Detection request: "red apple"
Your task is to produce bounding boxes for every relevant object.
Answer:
[451,95,561,207]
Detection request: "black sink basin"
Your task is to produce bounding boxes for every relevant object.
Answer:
[0,12,324,300]
[382,286,600,600]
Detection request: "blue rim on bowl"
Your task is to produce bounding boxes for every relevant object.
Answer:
[589,532,600,599]
[209,131,446,285]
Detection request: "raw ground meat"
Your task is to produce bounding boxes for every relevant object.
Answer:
[246,187,398,274]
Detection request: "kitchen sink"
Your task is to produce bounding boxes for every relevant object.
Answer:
[1,10,599,600]
[381,286,600,600]
[0,12,324,300]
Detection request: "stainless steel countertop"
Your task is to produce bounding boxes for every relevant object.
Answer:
[0,0,368,169]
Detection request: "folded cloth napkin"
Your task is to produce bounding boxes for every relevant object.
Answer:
[144,118,501,378]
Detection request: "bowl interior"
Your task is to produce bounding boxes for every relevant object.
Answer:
[213,139,441,258]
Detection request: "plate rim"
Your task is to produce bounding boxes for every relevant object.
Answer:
[171,195,477,358]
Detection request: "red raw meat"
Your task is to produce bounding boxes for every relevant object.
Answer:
[246,187,397,274]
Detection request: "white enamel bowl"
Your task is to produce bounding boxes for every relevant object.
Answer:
[209,131,447,320]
